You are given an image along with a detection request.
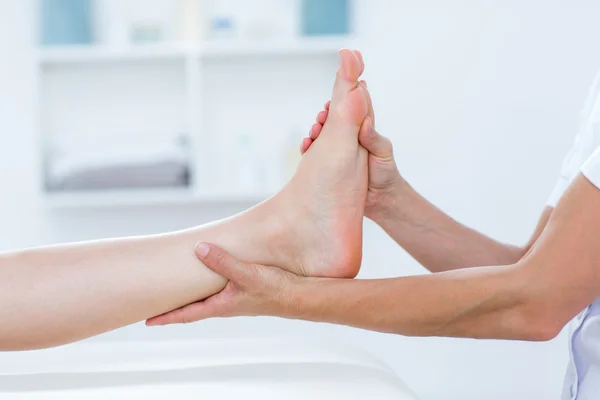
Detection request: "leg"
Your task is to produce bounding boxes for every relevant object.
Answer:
[0,49,369,350]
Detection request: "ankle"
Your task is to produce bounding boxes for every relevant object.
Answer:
[256,193,305,273]
[367,180,433,232]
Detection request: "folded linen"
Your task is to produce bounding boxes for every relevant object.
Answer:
[46,137,190,191]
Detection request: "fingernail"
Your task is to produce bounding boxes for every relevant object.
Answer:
[363,80,368,88]
[196,242,210,258]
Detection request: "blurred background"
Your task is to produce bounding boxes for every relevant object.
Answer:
[1,1,600,399]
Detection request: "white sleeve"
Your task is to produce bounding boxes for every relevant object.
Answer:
[547,134,588,207]
[547,70,600,207]
[582,146,600,191]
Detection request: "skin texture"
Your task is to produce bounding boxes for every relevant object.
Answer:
[152,175,600,343]
[0,49,370,351]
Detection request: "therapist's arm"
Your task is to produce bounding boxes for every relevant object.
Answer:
[300,176,595,339]
[368,176,552,272]
[152,175,596,341]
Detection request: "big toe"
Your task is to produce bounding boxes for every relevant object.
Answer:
[331,49,363,104]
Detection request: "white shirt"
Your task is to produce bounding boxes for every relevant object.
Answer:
[547,70,600,400]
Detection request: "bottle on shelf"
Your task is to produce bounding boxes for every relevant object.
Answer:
[175,0,205,45]
[205,0,238,41]
[128,0,173,44]
[301,0,350,37]
[93,0,130,48]
[40,0,92,46]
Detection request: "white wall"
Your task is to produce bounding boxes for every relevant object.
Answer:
[3,1,600,399]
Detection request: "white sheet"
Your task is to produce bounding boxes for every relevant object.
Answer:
[0,339,420,400]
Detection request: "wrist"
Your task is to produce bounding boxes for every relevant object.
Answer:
[282,276,322,321]
[366,178,416,224]
[367,178,437,236]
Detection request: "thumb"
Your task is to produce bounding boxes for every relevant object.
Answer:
[359,80,375,127]
[195,243,250,282]
[358,118,394,160]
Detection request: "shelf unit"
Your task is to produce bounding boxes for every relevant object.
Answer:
[36,45,190,65]
[36,37,350,64]
[36,36,351,209]
[200,36,353,58]
[43,188,276,209]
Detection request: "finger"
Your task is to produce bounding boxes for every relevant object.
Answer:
[146,290,235,326]
[358,118,394,160]
[310,123,323,139]
[146,302,212,326]
[360,80,375,127]
[195,243,253,283]
[353,50,365,76]
[358,117,372,150]
[300,137,312,154]
[325,100,331,111]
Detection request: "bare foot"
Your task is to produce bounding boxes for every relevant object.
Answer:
[271,49,370,278]
[196,50,369,280]
[301,80,401,218]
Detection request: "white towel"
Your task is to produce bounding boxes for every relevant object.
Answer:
[47,135,190,191]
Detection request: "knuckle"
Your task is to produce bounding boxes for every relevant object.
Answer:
[212,250,227,268]
[241,263,259,282]
[384,137,394,151]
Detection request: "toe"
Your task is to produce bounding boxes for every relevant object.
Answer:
[331,49,362,103]
[353,50,365,75]
[310,123,323,139]
[300,137,313,154]
[340,49,362,82]
[317,110,328,124]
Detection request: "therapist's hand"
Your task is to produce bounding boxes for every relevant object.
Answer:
[300,89,404,219]
[146,243,300,325]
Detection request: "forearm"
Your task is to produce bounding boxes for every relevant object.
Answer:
[289,264,554,341]
[369,181,527,272]
[289,176,596,342]
[0,227,226,350]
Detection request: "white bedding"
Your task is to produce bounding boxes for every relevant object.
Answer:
[0,339,419,400]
